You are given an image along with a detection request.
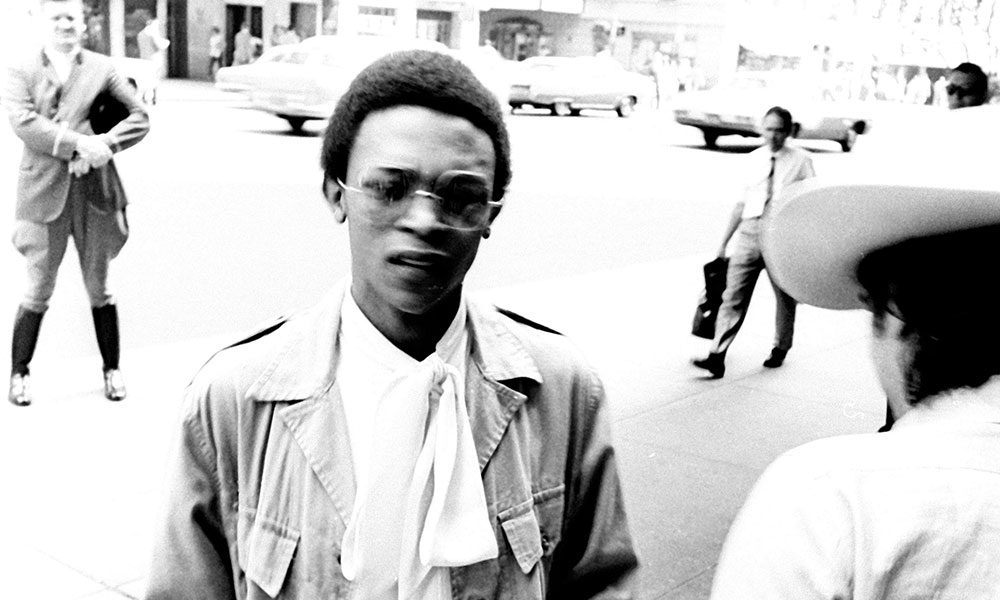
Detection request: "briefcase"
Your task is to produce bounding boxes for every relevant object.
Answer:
[691,257,729,339]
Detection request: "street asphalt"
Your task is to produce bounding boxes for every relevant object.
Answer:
[0,81,887,599]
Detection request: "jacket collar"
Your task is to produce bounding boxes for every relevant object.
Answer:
[247,279,543,403]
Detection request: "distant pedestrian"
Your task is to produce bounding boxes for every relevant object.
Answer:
[3,0,150,406]
[711,179,1000,600]
[905,67,931,105]
[946,62,989,109]
[136,16,169,78]
[232,21,252,66]
[145,49,638,599]
[208,26,224,78]
[692,106,815,378]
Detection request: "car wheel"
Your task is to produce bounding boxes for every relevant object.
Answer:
[616,97,636,118]
[839,130,857,152]
[552,102,572,117]
[702,129,719,149]
[284,116,307,133]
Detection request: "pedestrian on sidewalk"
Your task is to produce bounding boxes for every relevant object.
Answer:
[146,49,638,599]
[208,26,224,80]
[692,106,815,378]
[232,21,252,66]
[3,0,150,406]
[711,180,1000,599]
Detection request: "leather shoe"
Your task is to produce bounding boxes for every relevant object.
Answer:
[692,354,725,379]
[763,348,788,369]
[9,373,31,406]
[103,369,127,401]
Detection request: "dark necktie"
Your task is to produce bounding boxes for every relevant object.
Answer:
[765,155,776,205]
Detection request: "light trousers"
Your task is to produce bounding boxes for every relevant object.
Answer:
[710,218,796,356]
[11,182,128,313]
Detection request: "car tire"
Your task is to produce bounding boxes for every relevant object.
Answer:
[616,97,636,118]
[552,102,572,117]
[569,109,582,117]
[839,130,857,152]
[702,129,719,149]
[284,116,307,133]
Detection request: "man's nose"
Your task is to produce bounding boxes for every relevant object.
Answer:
[397,194,446,233]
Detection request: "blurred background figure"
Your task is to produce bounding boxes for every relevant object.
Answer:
[232,21,252,66]
[136,16,169,78]
[905,67,931,105]
[208,25,224,80]
[946,62,989,109]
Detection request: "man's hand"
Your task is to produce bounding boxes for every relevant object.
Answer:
[69,156,92,177]
[75,135,112,168]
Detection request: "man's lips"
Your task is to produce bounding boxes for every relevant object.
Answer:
[387,250,450,272]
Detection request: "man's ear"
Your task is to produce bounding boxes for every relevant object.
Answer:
[323,177,347,224]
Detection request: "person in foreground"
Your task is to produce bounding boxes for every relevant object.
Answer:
[145,50,638,599]
[710,178,1000,599]
[4,0,150,406]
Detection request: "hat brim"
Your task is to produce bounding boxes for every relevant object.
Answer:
[761,179,1000,311]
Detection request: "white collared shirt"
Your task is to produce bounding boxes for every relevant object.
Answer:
[740,143,815,219]
[43,46,80,84]
[711,378,1000,599]
[337,287,469,496]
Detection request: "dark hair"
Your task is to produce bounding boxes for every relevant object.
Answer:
[320,49,511,204]
[857,223,1000,403]
[951,62,989,98]
[763,106,794,133]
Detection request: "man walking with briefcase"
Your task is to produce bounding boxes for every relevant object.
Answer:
[692,106,813,379]
[4,0,150,406]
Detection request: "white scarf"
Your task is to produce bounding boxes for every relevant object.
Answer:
[338,291,498,599]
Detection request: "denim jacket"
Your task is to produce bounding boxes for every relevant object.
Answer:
[145,284,638,599]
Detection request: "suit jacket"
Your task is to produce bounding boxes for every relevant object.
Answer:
[4,48,150,223]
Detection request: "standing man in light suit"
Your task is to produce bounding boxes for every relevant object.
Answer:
[4,0,150,406]
[693,106,814,379]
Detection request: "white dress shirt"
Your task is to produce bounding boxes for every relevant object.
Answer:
[741,143,815,219]
[711,378,1000,600]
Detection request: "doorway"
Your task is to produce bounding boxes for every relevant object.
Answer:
[225,4,263,65]
[167,0,188,77]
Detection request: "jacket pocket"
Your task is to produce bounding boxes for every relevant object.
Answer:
[500,507,543,575]
[238,510,301,598]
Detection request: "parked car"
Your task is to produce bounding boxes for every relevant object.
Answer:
[672,72,872,151]
[226,35,461,132]
[214,45,299,94]
[508,56,653,118]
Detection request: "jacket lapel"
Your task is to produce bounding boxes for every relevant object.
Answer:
[276,387,356,527]
[465,299,543,471]
[244,284,546,519]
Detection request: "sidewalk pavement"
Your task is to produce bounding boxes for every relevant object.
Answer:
[0,249,885,600]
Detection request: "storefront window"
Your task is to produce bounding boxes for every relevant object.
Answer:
[82,0,110,55]
[322,0,340,34]
[124,0,157,58]
[357,6,396,36]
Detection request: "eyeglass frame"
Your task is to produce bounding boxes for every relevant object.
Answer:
[336,166,503,231]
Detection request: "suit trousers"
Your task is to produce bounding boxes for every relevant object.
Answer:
[11,179,129,313]
[710,218,796,356]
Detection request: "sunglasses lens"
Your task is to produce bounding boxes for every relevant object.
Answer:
[359,168,412,203]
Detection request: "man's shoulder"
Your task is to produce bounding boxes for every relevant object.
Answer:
[7,46,44,73]
[186,314,296,399]
[479,302,597,380]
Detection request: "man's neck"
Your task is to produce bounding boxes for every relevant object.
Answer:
[45,43,80,57]
[353,289,463,361]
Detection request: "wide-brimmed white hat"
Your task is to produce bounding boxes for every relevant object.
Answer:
[761,103,1000,311]
[761,180,1000,310]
